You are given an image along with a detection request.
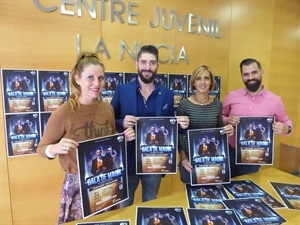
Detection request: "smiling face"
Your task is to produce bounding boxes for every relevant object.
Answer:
[136,53,159,84]
[76,64,105,104]
[241,62,263,93]
[193,70,212,94]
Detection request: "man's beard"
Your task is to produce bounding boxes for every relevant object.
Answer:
[138,69,156,84]
[245,79,262,92]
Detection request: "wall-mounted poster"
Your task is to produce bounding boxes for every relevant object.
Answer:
[169,74,187,108]
[102,72,124,103]
[236,116,274,165]
[124,72,138,84]
[77,133,128,218]
[188,128,230,185]
[136,117,178,174]
[154,73,169,88]
[5,113,40,156]
[38,70,70,111]
[2,69,39,113]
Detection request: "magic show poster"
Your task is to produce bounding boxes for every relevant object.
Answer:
[236,116,275,165]
[77,133,128,218]
[188,128,230,185]
[136,117,178,174]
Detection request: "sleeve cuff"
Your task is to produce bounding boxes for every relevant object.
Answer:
[45,145,56,159]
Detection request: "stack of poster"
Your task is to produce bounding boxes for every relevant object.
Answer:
[270,182,300,210]
[236,116,275,165]
[188,128,231,185]
[136,117,178,174]
[222,198,286,225]
[187,208,241,225]
[136,207,188,225]
[77,133,128,218]
[223,180,285,208]
[185,184,229,209]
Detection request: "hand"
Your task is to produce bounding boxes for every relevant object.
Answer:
[123,127,135,141]
[228,115,240,126]
[222,125,234,136]
[180,156,193,172]
[176,116,189,129]
[272,122,288,135]
[122,115,137,129]
[51,138,79,155]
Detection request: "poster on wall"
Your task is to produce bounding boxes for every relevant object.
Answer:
[76,221,130,225]
[38,70,70,112]
[236,116,275,165]
[135,117,178,174]
[77,133,128,218]
[5,113,40,157]
[169,74,187,108]
[40,112,52,137]
[154,73,169,88]
[1,69,39,113]
[102,72,124,103]
[188,128,230,185]
[124,72,138,84]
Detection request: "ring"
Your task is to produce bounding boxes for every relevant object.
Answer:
[63,146,67,150]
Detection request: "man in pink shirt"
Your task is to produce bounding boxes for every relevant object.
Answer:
[222,58,292,177]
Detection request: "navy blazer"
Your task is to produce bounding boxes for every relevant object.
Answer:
[111,80,175,173]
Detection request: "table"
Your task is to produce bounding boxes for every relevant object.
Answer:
[64,168,300,225]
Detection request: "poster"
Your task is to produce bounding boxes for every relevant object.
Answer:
[136,117,178,174]
[223,180,285,208]
[222,198,286,225]
[185,184,228,209]
[76,221,130,225]
[38,70,70,111]
[269,181,300,210]
[188,128,230,185]
[2,69,39,113]
[169,74,187,108]
[5,113,40,156]
[102,72,124,103]
[136,206,188,225]
[77,133,128,218]
[236,116,275,165]
[154,73,169,88]
[124,72,138,83]
[187,208,242,225]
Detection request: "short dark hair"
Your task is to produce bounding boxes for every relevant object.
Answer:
[239,58,262,73]
[137,45,159,62]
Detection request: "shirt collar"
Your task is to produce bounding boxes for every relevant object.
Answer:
[136,79,158,93]
[244,85,265,96]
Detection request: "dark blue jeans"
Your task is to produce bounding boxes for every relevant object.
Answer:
[229,145,261,177]
[119,174,162,208]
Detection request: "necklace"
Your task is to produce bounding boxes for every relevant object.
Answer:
[193,95,210,105]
